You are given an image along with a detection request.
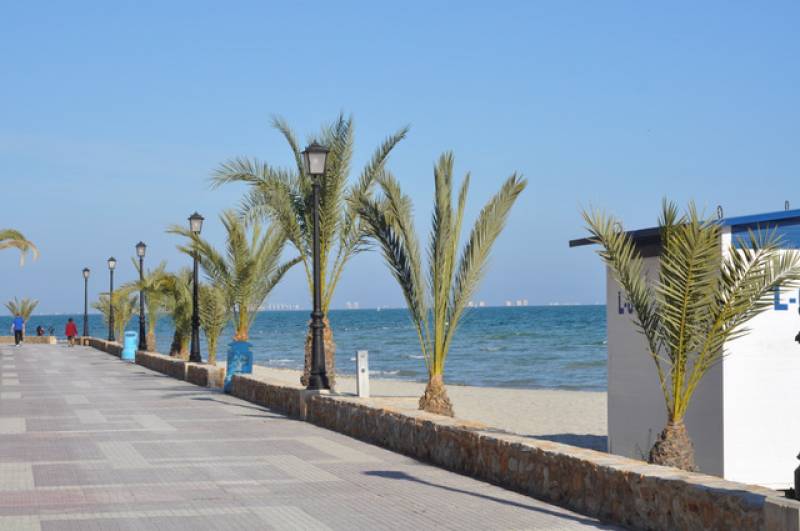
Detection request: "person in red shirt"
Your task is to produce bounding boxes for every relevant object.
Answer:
[65,318,78,347]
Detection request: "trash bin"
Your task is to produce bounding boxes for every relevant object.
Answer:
[122,331,137,361]
[224,340,253,393]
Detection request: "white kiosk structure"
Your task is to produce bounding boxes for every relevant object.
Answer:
[571,208,800,489]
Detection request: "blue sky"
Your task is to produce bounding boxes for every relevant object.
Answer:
[1,1,798,313]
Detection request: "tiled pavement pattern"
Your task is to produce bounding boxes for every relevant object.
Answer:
[0,344,621,531]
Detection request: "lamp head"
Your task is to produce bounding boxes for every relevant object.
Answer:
[188,212,204,234]
[302,142,330,176]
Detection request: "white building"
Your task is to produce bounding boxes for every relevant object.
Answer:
[571,208,800,489]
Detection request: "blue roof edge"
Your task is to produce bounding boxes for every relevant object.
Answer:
[569,208,800,248]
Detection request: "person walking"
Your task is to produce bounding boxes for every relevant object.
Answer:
[12,314,25,346]
[65,318,78,347]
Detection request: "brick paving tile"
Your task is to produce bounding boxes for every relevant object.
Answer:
[0,344,622,530]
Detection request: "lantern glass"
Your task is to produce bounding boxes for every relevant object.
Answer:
[107,257,117,271]
[302,143,329,176]
[136,241,147,257]
[82,267,90,279]
[189,212,204,234]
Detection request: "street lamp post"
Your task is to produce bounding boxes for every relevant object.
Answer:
[107,257,117,342]
[136,241,147,351]
[188,212,204,363]
[303,142,330,390]
[82,268,90,337]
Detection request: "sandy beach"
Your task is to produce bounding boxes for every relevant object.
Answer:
[248,365,608,451]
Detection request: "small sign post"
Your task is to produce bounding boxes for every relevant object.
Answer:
[356,350,369,398]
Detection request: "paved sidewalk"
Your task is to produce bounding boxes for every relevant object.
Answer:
[0,344,620,530]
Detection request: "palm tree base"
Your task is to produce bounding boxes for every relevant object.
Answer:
[648,420,697,471]
[419,375,454,417]
[301,317,336,391]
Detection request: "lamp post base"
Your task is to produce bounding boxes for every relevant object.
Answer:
[306,373,329,391]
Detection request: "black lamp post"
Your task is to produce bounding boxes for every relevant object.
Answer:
[136,241,147,351]
[107,257,117,342]
[82,268,90,337]
[303,142,330,390]
[188,212,204,363]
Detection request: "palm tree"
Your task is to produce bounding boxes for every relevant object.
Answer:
[122,260,168,351]
[5,297,39,320]
[92,292,138,342]
[582,201,800,470]
[0,229,38,265]
[158,268,193,359]
[359,153,526,416]
[212,115,407,389]
[199,283,229,365]
[169,210,299,342]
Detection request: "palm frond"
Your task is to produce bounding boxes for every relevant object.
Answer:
[4,297,39,320]
[0,229,39,265]
[444,173,527,364]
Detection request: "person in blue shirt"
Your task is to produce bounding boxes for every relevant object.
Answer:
[12,314,24,346]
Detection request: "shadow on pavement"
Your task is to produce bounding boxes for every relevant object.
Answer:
[363,470,619,529]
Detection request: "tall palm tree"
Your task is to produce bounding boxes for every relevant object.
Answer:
[359,153,526,416]
[0,229,38,265]
[92,292,138,343]
[122,260,168,351]
[583,201,800,470]
[212,115,407,388]
[5,297,39,320]
[157,268,193,359]
[199,283,229,365]
[169,210,299,342]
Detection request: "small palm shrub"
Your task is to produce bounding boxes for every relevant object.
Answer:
[5,297,38,321]
[583,200,800,470]
[359,152,526,416]
[93,292,138,342]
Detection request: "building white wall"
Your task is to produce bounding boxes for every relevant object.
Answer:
[606,259,724,476]
[721,230,800,488]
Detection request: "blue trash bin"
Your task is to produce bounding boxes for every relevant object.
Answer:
[224,340,253,393]
[122,331,138,361]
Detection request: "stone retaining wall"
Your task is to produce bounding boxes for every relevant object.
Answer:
[82,340,800,530]
[83,337,223,387]
[0,336,57,345]
[229,374,800,531]
[134,350,186,380]
[186,363,224,388]
[82,337,122,357]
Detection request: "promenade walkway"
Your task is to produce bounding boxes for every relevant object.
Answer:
[0,343,620,530]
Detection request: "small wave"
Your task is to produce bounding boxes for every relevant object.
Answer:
[480,346,503,352]
[401,354,425,360]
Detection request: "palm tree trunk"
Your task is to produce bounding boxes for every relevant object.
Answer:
[146,330,156,352]
[179,336,189,360]
[208,337,217,365]
[648,419,697,471]
[419,373,454,417]
[170,331,188,359]
[301,316,336,391]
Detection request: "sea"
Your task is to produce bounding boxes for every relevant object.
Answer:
[0,305,608,391]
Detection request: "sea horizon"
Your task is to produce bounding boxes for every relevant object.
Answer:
[1,305,608,392]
